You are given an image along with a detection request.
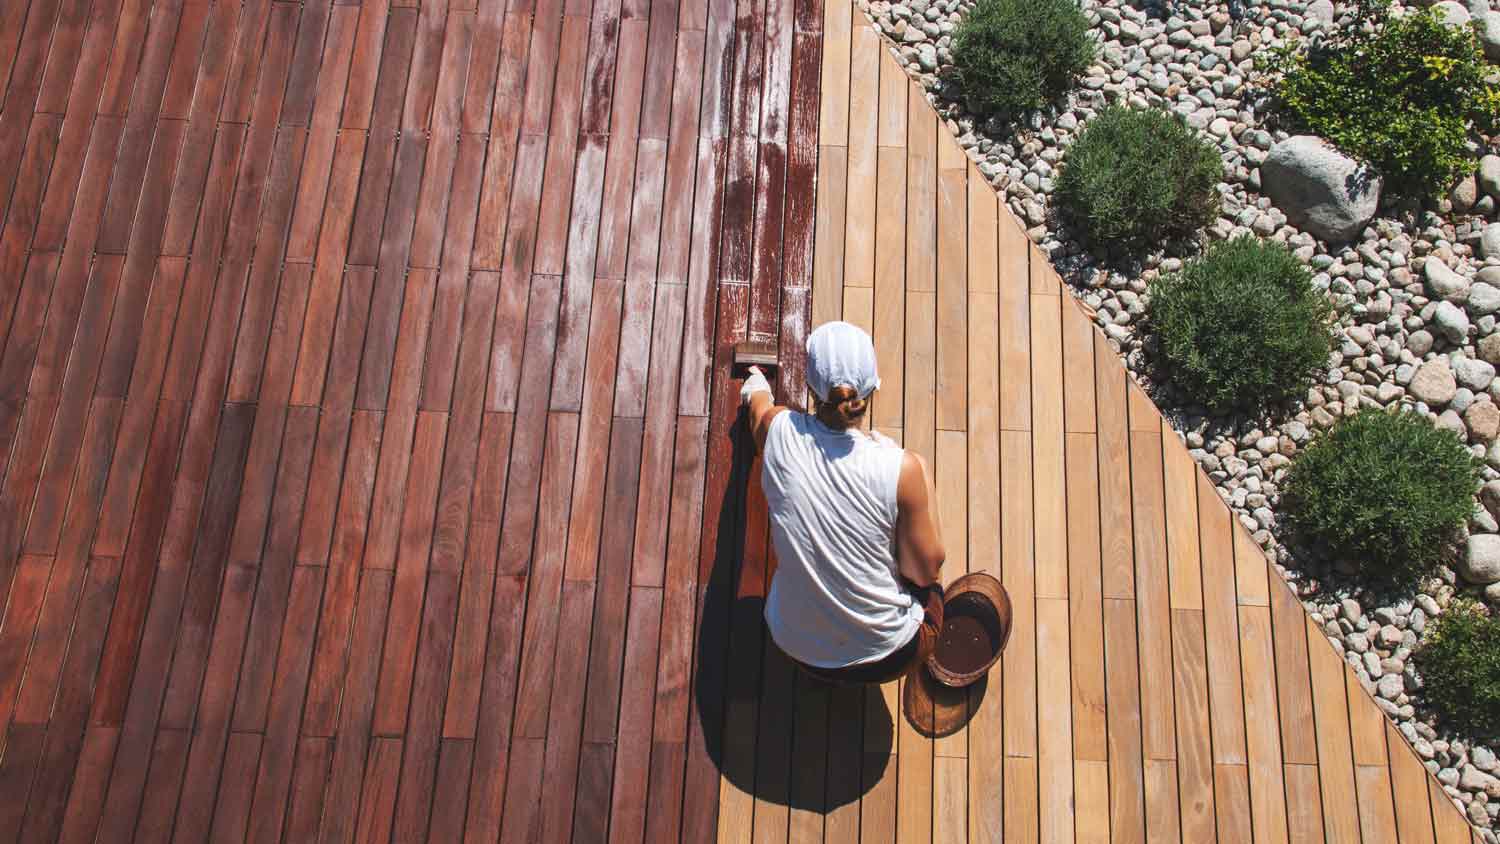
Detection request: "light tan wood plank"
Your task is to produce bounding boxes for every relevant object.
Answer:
[934,429,968,761]
[1171,609,1216,842]
[1214,763,1254,844]
[872,145,906,430]
[905,289,936,465]
[1003,756,1038,842]
[967,162,998,294]
[1129,428,1175,761]
[1432,775,1474,844]
[1348,670,1388,768]
[1144,758,1182,842]
[1162,424,1203,611]
[1307,614,1362,841]
[936,164,966,432]
[844,26,879,290]
[1075,760,1110,844]
[937,429,968,587]
[997,220,1030,431]
[938,123,966,171]
[813,146,849,329]
[1355,764,1399,844]
[1036,597,1074,843]
[1000,429,1035,759]
[1199,472,1247,765]
[819,0,852,146]
[1104,597,1146,844]
[1387,721,1438,844]
[861,750,898,843]
[1237,604,1290,844]
[845,285,874,333]
[1234,524,1271,607]
[1062,299,1096,433]
[1031,294,1066,600]
[1125,379,1156,436]
[967,663,1003,842]
[1270,576,1317,765]
[1285,763,1327,844]
[967,291,1000,579]
[934,756,966,844]
[1066,432,1106,763]
[906,80,936,295]
[897,674,934,843]
[877,49,907,148]
[1028,242,1060,295]
[1095,334,1134,600]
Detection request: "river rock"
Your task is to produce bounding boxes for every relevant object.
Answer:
[1483,12,1500,61]
[1427,258,1472,303]
[1262,137,1382,242]
[1411,358,1459,405]
[1463,534,1500,584]
[1434,301,1472,343]
[1434,0,1473,24]
[1467,400,1500,440]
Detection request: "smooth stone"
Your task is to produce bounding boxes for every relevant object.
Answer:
[1473,282,1500,315]
[1463,534,1500,585]
[1434,301,1472,343]
[1468,401,1500,440]
[1456,356,1498,391]
[1426,257,1472,303]
[1410,358,1459,405]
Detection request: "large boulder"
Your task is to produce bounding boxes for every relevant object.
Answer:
[1261,136,1382,243]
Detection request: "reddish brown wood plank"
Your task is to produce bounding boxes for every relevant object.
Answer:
[391,570,461,840]
[316,569,394,844]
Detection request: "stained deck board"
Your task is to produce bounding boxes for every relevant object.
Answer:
[0,0,1477,839]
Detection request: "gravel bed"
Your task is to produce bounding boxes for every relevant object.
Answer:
[855,0,1500,833]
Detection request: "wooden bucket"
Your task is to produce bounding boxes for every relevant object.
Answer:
[924,572,1011,688]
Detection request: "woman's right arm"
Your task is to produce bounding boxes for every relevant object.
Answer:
[895,451,945,587]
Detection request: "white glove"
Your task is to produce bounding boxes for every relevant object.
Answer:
[740,367,772,405]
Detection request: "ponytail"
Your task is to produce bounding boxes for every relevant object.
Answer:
[818,385,868,429]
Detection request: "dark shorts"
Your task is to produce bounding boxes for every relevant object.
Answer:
[794,584,945,686]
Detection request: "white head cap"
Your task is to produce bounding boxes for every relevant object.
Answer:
[805,321,880,402]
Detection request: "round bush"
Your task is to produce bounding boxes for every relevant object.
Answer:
[1415,600,1500,739]
[1261,3,1500,198]
[1147,236,1334,413]
[1054,105,1224,248]
[948,0,1095,119]
[1282,409,1480,583]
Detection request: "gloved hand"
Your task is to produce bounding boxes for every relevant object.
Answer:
[740,366,772,405]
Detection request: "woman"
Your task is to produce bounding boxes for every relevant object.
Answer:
[739,321,947,685]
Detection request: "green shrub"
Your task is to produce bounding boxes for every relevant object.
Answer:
[1282,409,1480,583]
[1416,600,1500,739]
[1260,2,1500,197]
[948,0,1096,119]
[1147,237,1334,412]
[1054,105,1224,248]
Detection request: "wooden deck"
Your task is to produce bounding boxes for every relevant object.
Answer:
[0,0,1480,838]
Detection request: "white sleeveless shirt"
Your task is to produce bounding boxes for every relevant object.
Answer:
[761,412,924,668]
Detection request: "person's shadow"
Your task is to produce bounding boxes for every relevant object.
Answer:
[692,411,894,813]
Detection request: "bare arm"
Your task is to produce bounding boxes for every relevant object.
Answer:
[895,451,945,587]
[745,367,788,453]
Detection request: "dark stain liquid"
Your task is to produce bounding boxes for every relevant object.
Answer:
[934,596,998,676]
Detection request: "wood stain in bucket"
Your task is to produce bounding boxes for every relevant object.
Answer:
[933,594,1001,676]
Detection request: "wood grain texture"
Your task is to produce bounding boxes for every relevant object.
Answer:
[0,0,1472,839]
